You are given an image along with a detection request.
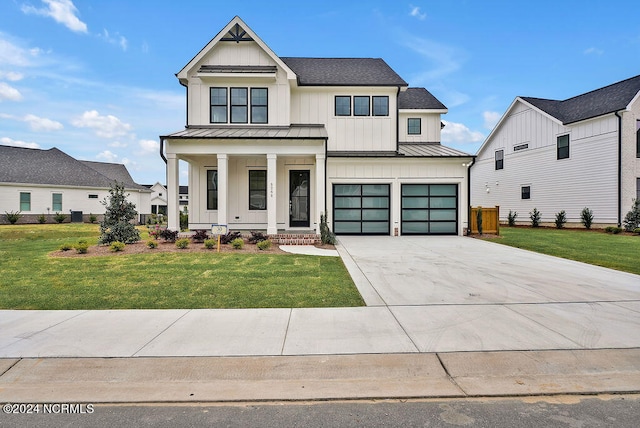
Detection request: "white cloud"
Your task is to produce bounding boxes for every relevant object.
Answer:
[584,47,604,55]
[0,82,22,101]
[96,150,118,162]
[483,111,501,130]
[0,71,24,81]
[108,141,128,148]
[99,29,128,51]
[441,120,484,144]
[1,136,40,148]
[401,35,464,84]
[138,139,159,154]
[22,0,88,34]
[409,5,427,20]
[24,114,64,131]
[0,36,34,67]
[71,110,132,138]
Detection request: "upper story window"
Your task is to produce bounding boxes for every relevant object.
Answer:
[20,192,30,211]
[354,96,370,116]
[88,194,98,199]
[495,149,504,170]
[557,134,570,160]
[335,96,351,116]
[210,87,268,124]
[408,118,421,135]
[373,96,389,116]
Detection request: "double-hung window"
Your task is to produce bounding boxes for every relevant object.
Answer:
[354,96,370,116]
[230,88,248,123]
[372,96,389,116]
[495,149,504,170]
[557,135,570,159]
[408,118,421,135]
[52,193,62,212]
[521,186,531,200]
[250,88,268,124]
[335,96,351,116]
[19,192,30,211]
[210,88,227,123]
[207,170,218,210]
[249,170,267,210]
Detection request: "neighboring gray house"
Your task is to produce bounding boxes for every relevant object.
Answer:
[472,74,640,226]
[0,145,151,224]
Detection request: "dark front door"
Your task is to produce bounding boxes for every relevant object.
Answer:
[289,170,310,227]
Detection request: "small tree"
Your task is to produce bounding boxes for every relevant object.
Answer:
[554,210,566,229]
[320,212,337,245]
[476,207,483,235]
[529,208,541,228]
[98,181,140,245]
[623,199,640,232]
[507,210,518,227]
[580,207,594,230]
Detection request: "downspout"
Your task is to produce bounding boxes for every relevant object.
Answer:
[324,137,328,216]
[615,111,623,227]
[396,86,402,152]
[467,158,475,235]
[159,138,167,164]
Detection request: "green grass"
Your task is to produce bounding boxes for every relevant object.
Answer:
[0,224,363,309]
[484,227,640,275]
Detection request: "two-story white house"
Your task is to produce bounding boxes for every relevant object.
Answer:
[160,16,473,236]
[472,74,640,226]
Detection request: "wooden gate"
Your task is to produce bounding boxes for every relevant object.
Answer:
[470,206,499,235]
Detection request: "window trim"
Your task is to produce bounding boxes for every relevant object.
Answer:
[19,192,31,211]
[521,185,531,200]
[407,118,421,135]
[372,96,389,116]
[353,96,370,116]
[210,87,228,124]
[206,170,218,211]
[495,149,504,170]
[335,96,351,116]
[52,193,62,212]
[248,170,267,211]
[557,134,570,160]
[250,88,268,124]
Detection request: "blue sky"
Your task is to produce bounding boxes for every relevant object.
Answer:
[1,0,639,185]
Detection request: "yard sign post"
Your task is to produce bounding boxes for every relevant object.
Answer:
[211,224,228,253]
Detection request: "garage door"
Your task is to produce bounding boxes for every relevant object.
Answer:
[333,184,390,235]
[401,184,457,235]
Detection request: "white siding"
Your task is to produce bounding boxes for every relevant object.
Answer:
[398,112,442,142]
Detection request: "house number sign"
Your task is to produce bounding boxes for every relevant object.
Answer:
[211,224,228,252]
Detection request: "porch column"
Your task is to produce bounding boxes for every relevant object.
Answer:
[166,153,180,231]
[267,153,277,235]
[315,153,326,234]
[217,154,228,227]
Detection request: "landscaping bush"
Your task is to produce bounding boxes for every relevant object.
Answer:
[476,207,483,235]
[220,231,242,244]
[231,237,244,249]
[59,243,73,251]
[110,241,125,252]
[605,226,622,234]
[37,214,47,224]
[5,211,22,224]
[53,212,67,223]
[180,212,188,231]
[176,238,190,249]
[74,242,89,254]
[623,199,640,232]
[634,228,640,235]
[158,229,178,242]
[98,182,140,244]
[581,207,594,230]
[248,231,268,243]
[257,239,272,250]
[191,229,209,243]
[146,240,158,249]
[554,210,566,229]
[203,238,217,249]
[320,213,337,245]
[529,208,541,228]
[89,213,97,224]
[507,210,518,227]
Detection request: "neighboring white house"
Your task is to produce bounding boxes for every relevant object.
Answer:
[160,16,473,236]
[0,145,151,224]
[472,74,640,226]
[145,182,189,216]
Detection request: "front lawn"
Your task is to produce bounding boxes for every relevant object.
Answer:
[0,224,363,309]
[483,227,640,275]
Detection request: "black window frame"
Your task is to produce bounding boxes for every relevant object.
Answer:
[557,134,570,160]
[636,120,640,158]
[495,149,504,170]
[521,186,531,200]
[210,87,228,124]
[354,96,370,116]
[230,87,248,124]
[335,96,351,116]
[207,170,218,210]
[250,88,268,124]
[372,96,389,116]
[407,118,421,135]
[248,170,267,211]
[88,194,98,199]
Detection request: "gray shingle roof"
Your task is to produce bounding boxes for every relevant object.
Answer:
[281,57,408,87]
[0,145,149,191]
[521,74,640,124]
[398,88,447,110]
[80,160,148,191]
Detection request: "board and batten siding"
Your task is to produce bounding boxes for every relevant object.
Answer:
[398,112,442,143]
[472,101,619,224]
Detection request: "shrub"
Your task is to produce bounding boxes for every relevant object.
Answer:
[110,241,125,252]
[146,240,158,249]
[580,207,594,230]
[191,229,209,243]
[257,239,272,250]
[176,238,190,249]
[99,182,140,244]
[59,243,73,251]
[320,213,337,245]
[180,212,188,231]
[507,210,518,227]
[53,212,67,223]
[529,208,541,228]
[89,213,97,224]
[476,207,483,235]
[231,237,244,249]
[605,226,622,234]
[74,242,89,254]
[204,238,217,249]
[554,210,566,229]
[634,227,640,235]
[5,211,22,224]
[37,214,47,224]
[158,229,179,242]
[623,199,640,232]
[220,231,242,244]
[248,230,268,243]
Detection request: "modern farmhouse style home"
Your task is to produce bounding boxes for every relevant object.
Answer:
[472,74,640,226]
[160,16,473,236]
